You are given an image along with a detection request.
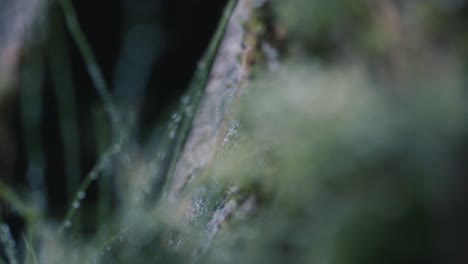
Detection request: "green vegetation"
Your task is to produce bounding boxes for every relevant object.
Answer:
[1,0,468,263]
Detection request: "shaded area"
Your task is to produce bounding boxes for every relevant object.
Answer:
[5,0,228,228]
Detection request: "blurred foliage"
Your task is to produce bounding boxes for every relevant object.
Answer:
[197,1,468,263]
[206,58,468,264]
[2,0,468,263]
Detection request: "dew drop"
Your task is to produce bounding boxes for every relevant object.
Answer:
[77,191,86,200]
[169,130,176,139]
[181,95,190,105]
[107,246,112,251]
[157,151,166,160]
[90,172,98,180]
[119,236,125,243]
[64,220,72,229]
[184,106,193,116]
[72,201,80,209]
[174,114,182,123]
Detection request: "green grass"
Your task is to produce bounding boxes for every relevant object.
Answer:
[2,0,468,263]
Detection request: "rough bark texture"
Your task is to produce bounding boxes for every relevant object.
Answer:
[169,0,256,197]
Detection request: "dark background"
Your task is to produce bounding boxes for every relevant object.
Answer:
[9,0,228,224]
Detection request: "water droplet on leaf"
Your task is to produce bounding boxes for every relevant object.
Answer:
[77,191,86,200]
[64,221,72,229]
